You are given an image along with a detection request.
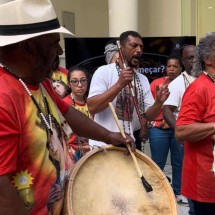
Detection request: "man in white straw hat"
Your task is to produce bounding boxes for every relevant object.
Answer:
[0,1,135,214]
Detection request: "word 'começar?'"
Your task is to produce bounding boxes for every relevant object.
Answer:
[139,66,165,75]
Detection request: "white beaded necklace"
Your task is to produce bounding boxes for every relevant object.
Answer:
[1,64,53,135]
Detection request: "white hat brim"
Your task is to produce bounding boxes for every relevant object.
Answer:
[0,26,74,47]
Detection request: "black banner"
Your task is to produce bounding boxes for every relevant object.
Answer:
[65,36,196,83]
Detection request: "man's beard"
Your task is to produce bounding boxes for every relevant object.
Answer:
[190,64,203,78]
[127,58,140,69]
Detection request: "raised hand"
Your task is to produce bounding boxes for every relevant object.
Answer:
[155,77,170,104]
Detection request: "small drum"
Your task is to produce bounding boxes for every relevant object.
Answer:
[64,145,177,215]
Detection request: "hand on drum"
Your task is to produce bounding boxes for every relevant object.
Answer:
[105,132,136,152]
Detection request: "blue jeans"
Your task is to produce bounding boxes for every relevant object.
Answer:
[191,199,215,215]
[149,126,184,195]
[188,198,195,215]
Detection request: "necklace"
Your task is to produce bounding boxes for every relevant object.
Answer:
[182,71,195,89]
[116,63,131,134]
[1,64,53,135]
[70,93,90,118]
[203,71,215,83]
[115,63,145,135]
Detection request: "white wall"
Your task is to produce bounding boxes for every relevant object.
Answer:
[139,0,182,37]
[197,0,215,41]
[52,0,184,37]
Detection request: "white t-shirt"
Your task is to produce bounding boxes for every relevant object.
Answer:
[88,63,154,147]
[163,71,195,119]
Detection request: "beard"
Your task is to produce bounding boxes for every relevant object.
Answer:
[127,57,140,68]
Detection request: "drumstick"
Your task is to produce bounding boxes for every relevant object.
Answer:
[108,102,153,193]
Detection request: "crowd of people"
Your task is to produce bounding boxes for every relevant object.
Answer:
[0,1,215,215]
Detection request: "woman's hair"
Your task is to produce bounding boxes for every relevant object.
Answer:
[164,54,182,74]
[67,66,90,98]
[166,54,182,67]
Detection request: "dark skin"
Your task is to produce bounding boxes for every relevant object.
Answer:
[0,33,135,214]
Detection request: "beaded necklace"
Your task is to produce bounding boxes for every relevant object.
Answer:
[115,62,145,134]
[182,72,194,89]
[1,64,53,135]
[70,93,90,118]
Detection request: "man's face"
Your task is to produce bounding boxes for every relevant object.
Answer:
[32,33,63,84]
[121,35,143,68]
[182,45,196,74]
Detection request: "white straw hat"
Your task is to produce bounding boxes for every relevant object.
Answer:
[0,0,74,46]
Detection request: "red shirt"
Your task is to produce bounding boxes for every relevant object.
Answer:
[176,73,215,202]
[0,67,72,214]
[150,77,169,128]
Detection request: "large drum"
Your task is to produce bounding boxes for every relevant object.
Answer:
[64,145,177,215]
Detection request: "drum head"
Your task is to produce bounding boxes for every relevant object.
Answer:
[64,146,177,215]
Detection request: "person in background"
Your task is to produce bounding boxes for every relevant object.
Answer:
[63,66,92,162]
[163,45,198,213]
[175,33,215,215]
[87,30,170,148]
[148,54,182,200]
[104,40,119,64]
[0,1,135,214]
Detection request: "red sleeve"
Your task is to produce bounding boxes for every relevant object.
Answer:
[63,95,73,106]
[43,79,69,115]
[59,66,68,75]
[150,77,164,99]
[176,84,206,126]
[150,79,157,99]
[0,97,19,175]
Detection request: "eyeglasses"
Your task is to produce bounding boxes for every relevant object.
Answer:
[182,56,195,63]
[69,79,88,86]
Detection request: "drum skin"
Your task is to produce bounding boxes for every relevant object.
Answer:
[64,145,177,215]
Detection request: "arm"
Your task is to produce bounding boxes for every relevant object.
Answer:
[0,174,27,215]
[64,106,135,151]
[87,82,122,115]
[175,122,215,142]
[87,67,134,115]
[145,100,163,121]
[163,105,177,129]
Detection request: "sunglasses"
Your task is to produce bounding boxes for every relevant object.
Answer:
[69,79,88,86]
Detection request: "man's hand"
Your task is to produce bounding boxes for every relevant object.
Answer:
[117,67,134,88]
[104,132,136,152]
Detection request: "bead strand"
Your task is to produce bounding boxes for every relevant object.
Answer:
[1,64,53,135]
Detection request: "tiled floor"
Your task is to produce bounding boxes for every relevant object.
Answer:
[144,141,189,215]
